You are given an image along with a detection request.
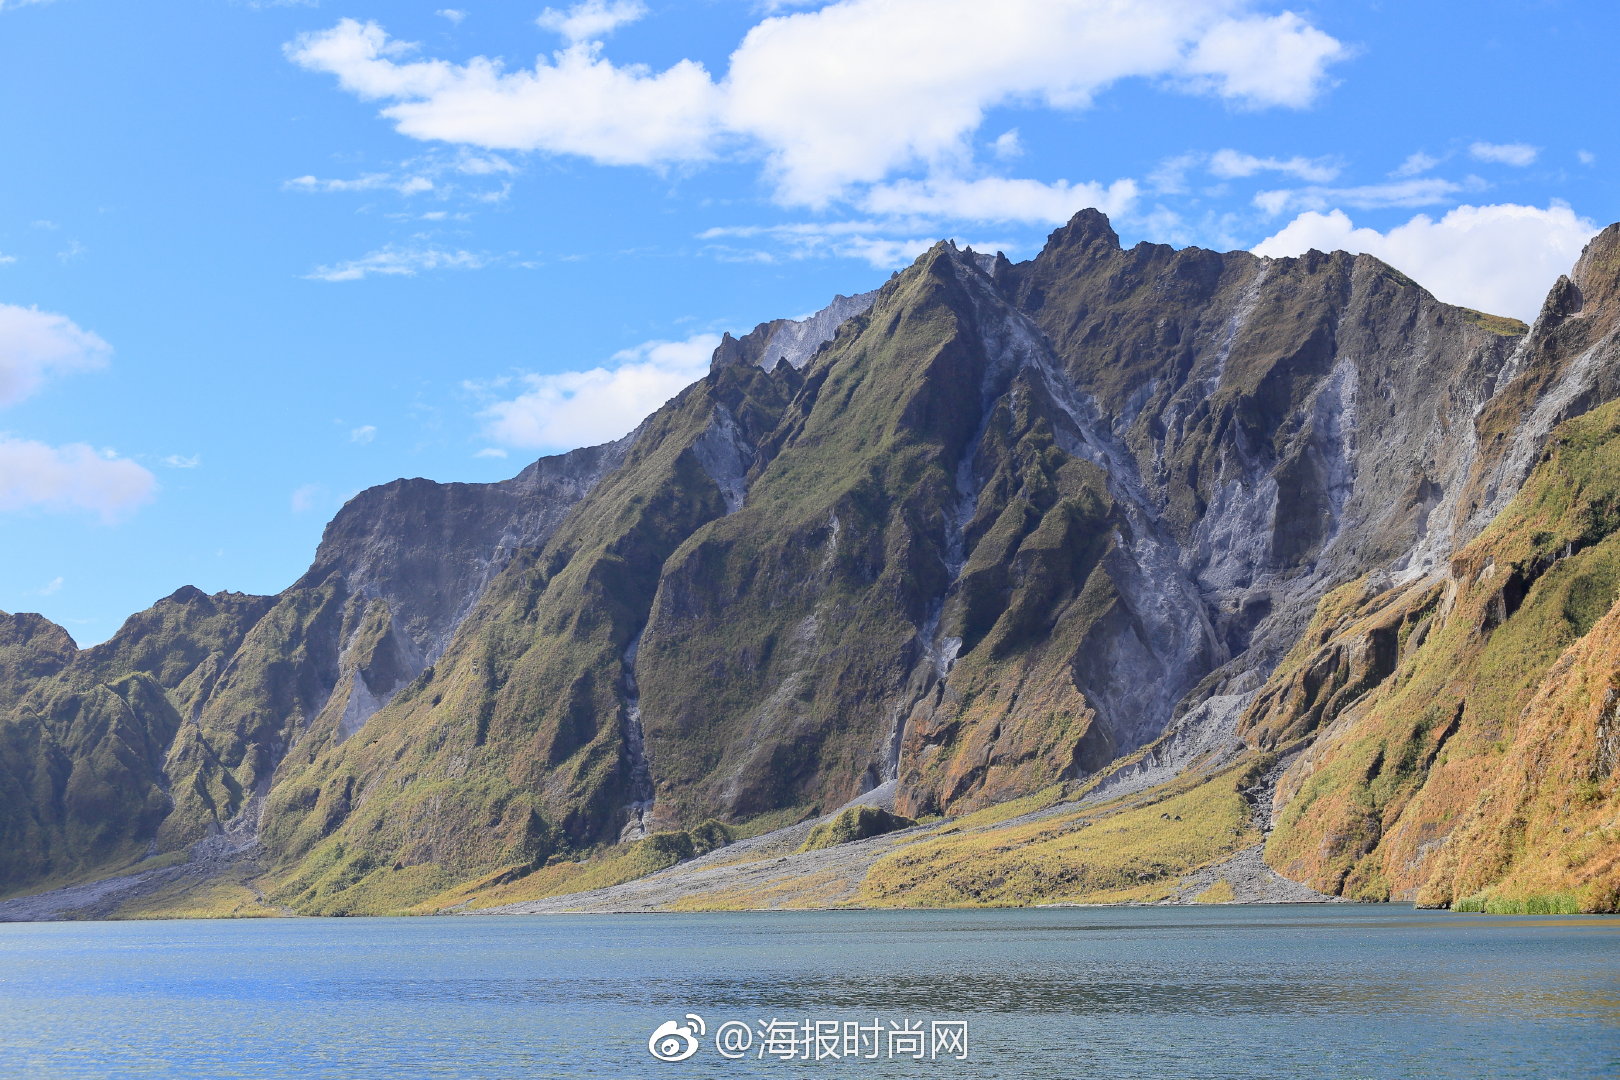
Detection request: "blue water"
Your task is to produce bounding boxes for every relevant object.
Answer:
[0,905,1616,1079]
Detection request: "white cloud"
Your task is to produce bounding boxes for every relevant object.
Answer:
[1469,141,1538,167]
[437,8,466,24]
[699,220,947,268]
[1146,152,1200,195]
[0,253,15,265]
[991,129,1023,161]
[37,575,63,596]
[285,172,435,195]
[161,453,201,469]
[1578,150,1596,166]
[0,437,156,521]
[0,0,57,11]
[725,1,1345,206]
[288,2,1346,206]
[1208,148,1338,183]
[350,424,377,443]
[536,0,647,43]
[1253,202,1598,323]
[1254,177,1465,217]
[284,149,516,207]
[481,333,721,449]
[473,446,508,458]
[1179,12,1346,108]
[1391,151,1441,178]
[861,176,1138,225]
[0,303,112,408]
[830,236,938,269]
[306,245,487,282]
[286,20,723,167]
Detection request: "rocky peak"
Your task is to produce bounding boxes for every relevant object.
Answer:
[0,611,77,713]
[1042,207,1122,257]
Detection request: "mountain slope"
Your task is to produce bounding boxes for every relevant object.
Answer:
[3,212,1619,918]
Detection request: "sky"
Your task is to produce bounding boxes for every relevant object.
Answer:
[1,0,1617,645]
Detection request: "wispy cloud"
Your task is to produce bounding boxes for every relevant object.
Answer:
[1391,151,1442,178]
[306,245,487,282]
[1208,149,1340,183]
[37,576,63,596]
[350,424,377,444]
[286,173,434,196]
[861,176,1138,225]
[700,220,978,269]
[290,483,326,513]
[161,453,201,469]
[1254,177,1470,217]
[283,149,515,204]
[1469,141,1538,167]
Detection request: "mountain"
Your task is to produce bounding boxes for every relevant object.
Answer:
[2,210,1618,918]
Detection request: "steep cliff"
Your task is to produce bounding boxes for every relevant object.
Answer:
[4,212,1619,918]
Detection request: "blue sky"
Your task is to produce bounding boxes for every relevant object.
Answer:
[1,0,1616,645]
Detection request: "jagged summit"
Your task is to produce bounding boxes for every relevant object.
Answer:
[4,211,1620,918]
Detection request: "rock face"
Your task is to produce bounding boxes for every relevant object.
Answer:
[0,444,624,893]
[3,212,1619,916]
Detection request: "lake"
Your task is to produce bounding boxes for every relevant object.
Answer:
[0,905,1615,1078]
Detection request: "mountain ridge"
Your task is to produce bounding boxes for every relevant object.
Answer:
[4,210,1620,917]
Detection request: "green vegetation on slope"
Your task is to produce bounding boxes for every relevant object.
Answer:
[1261,397,1620,908]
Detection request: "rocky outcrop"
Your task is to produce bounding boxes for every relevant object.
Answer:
[5,213,1620,917]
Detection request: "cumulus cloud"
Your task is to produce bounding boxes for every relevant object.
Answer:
[1179,11,1345,108]
[0,437,156,521]
[436,8,466,24]
[726,0,1344,205]
[536,0,647,43]
[480,333,721,449]
[1469,141,1538,167]
[1208,148,1339,183]
[306,244,487,281]
[0,303,112,407]
[861,176,1138,224]
[288,1,1347,206]
[1252,202,1598,323]
[286,20,724,167]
